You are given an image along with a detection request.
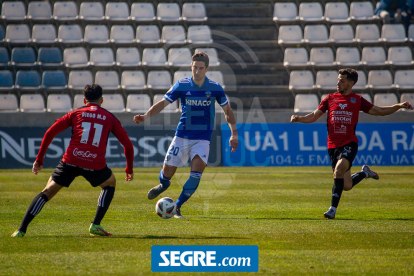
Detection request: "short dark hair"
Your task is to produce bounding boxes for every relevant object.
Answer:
[339,68,358,84]
[192,52,209,68]
[83,84,102,101]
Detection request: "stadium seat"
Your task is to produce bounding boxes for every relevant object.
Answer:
[64,47,90,69]
[84,25,110,46]
[308,47,335,69]
[53,1,78,22]
[147,71,172,91]
[101,94,125,112]
[0,26,5,45]
[68,70,93,92]
[195,48,220,67]
[161,26,187,45]
[0,94,19,112]
[89,48,116,69]
[79,2,105,23]
[174,71,192,83]
[325,2,350,24]
[393,70,414,90]
[386,47,413,66]
[0,48,9,68]
[47,94,72,112]
[131,3,156,23]
[41,71,67,92]
[298,2,324,23]
[367,70,393,91]
[116,48,141,69]
[110,25,135,46]
[289,71,314,92]
[360,47,386,67]
[206,71,225,88]
[31,24,57,45]
[381,24,407,44]
[105,2,129,22]
[374,93,398,106]
[354,24,380,45]
[294,94,319,113]
[10,47,36,69]
[1,1,26,22]
[73,94,85,109]
[273,3,297,25]
[302,25,329,45]
[187,26,213,45]
[27,2,53,22]
[154,94,178,112]
[349,1,377,21]
[0,70,14,91]
[58,25,83,45]
[283,48,308,69]
[168,48,192,68]
[121,71,146,91]
[400,93,414,105]
[95,71,120,92]
[15,71,41,93]
[157,3,182,23]
[409,25,414,43]
[136,25,161,45]
[352,71,367,91]
[37,48,63,68]
[5,25,31,46]
[315,70,338,91]
[278,25,303,47]
[335,47,361,67]
[142,48,167,68]
[329,25,354,45]
[182,3,207,23]
[20,94,46,112]
[126,94,151,113]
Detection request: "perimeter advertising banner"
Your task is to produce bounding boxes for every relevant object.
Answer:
[222,123,414,166]
[0,127,221,169]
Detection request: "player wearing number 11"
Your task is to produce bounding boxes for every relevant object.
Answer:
[11,84,134,237]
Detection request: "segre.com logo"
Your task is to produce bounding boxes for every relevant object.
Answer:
[151,245,258,272]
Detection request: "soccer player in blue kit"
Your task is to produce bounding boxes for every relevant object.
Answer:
[134,52,238,218]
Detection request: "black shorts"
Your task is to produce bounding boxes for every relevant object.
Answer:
[51,160,112,188]
[328,142,358,172]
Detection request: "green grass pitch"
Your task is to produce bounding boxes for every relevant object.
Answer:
[1,166,413,275]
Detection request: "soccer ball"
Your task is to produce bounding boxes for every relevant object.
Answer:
[155,197,177,219]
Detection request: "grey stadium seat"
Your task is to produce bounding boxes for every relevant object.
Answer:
[302,25,329,45]
[110,25,135,46]
[64,47,90,69]
[20,94,46,112]
[126,94,151,113]
[79,2,105,23]
[116,48,141,69]
[68,70,93,92]
[89,48,116,69]
[325,2,350,24]
[182,3,208,23]
[154,94,178,113]
[335,47,361,67]
[195,48,220,67]
[105,2,129,22]
[367,70,393,91]
[278,25,303,47]
[101,94,125,112]
[131,3,156,23]
[308,47,335,69]
[354,24,380,45]
[352,71,367,91]
[147,71,172,90]
[31,24,57,45]
[360,47,386,67]
[53,1,78,22]
[47,94,72,112]
[27,2,53,22]
[289,71,314,92]
[95,71,120,92]
[283,48,308,69]
[381,24,408,44]
[315,70,338,91]
[386,47,413,66]
[273,3,297,24]
[121,71,146,91]
[174,71,192,83]
[168,48,192,68]
[298,2,324,23]
[187,26,213,45]
[329,25,354,45]
[5,25,31,45]
[157,3,182,23]
[393,70,414,90]
[142,48,167,68]
[1,1,26,22]
[350,1,377,21]
[136,25,161,45]
[58,25,83,45]
[374,93,398,106]
[294,94,319,113]
[0,94,19,112]
[84,25,110,46]
[161,26,187,45]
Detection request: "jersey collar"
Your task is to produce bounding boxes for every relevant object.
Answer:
[86,103,99,107]
[190,76,209,89]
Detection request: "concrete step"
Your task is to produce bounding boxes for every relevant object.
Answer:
[217,49,283,63]
[211,26,277,41]
[205,3,273,18]
[208,17,273,26]
[229,73,289,86]
[212,40,280,51]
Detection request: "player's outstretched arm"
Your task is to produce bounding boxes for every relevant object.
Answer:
[223,104,238,152]
[133,99,170,124]
[291,109,324,123]
[368,101,413,116]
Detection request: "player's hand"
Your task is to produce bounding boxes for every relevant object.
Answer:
[290,115,299,123]
[125,172,134,181]
[133,114,145,124]
[229,135,238,153]
[32,161,43,175]
[399,102,413,110]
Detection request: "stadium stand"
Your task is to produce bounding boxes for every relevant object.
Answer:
[130,3,156,23]
[335,47,361,67]
[47,94,72,113]
[367,70,394,91]
[302,25,329,46]
[386,47,413,67]
[31,25,57,46]
[15,70,41,92]
[121,71,146,92]
[53,1,78,22]
[289,71,314,93]
[182,3,208,23]
[1,1,26,22]
[308,47,335,69]
[116,48,141,69]
[157,3,182,23]
[68,71,93,93]
[374,93,398,106]
[10,47,36,69]
[64,47,90,69]
[0,94,19,112]
[136,25,161,45]
[283,48,308,70]
[393,70,414,91]
[41,71,68,93]
[110,25,135,45]
[27,1,53,22]
[37,48,63,69]
[79,2,105,23]
[126,94,152,113]
[324,3,350,24]
[147,70,172,91]
[95,71,120,92]
[105,2,129,23]
[58,25,83,46]
[360,47,387,68]
[20,94,46,112]
[101,94,125,112]
[294,94,319,113]
[89,48,116,69]
[187,26,213,44]
[167,48,192,68]
[315,70,338,92]
[273,3,297,25]
[298,2,324,23]
[329,25,354,45]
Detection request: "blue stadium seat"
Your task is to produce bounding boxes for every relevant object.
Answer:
[0,48,10,68]
[0,70,14,91]
[10,48,37,69]
[37,48,63,68]
[15,70,41,92]
[41,71,67,92]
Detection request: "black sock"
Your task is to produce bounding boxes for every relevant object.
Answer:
[92,186,115,225]
[352,172,366,187]
[331,178,344,208]
[18,192,49,233]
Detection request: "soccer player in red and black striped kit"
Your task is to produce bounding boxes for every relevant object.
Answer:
[291,68,412,219]
[11,84,134,237]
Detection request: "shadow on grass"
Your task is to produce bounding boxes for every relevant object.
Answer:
[108,235,249,240]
